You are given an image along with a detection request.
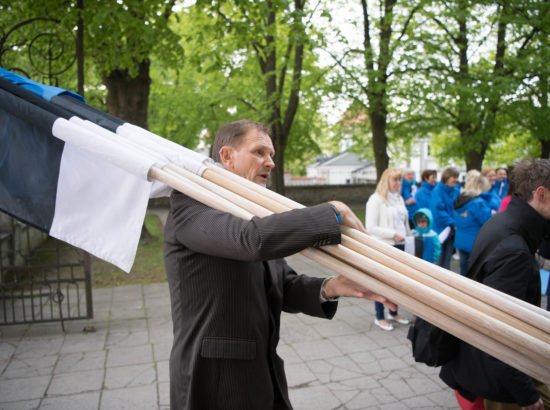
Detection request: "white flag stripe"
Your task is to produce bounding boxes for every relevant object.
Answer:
[117,123,212,176]
[50,142,151,272]
[52,118,156,181]
[73,117,169,168]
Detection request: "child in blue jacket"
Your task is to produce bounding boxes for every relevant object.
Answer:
[409,208,441,263]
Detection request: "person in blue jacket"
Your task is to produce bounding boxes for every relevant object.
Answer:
[430,167,460,269]
[410,208,441,263]
[453,170,494,275]
[401,169,418,226]
[481,168,501,211]
[492,167,508,200]
[415,169,437,210]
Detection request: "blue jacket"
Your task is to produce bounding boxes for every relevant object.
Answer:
[401,179,419,219]
[415,181,435,210]
[492,179,508,200]
[453,194,493,252]
[411,208,441,263]
[480,190,501,212]
[430,182,459,234]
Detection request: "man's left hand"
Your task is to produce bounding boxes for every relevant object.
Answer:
[323,275,397,311]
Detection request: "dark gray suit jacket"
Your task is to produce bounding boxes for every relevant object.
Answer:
[164,191,341,409]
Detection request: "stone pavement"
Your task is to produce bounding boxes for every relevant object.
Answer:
[0,250,462,410]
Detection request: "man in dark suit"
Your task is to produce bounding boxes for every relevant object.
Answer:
[164,119,395,409]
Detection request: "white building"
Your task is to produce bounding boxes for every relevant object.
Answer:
[305,152,375,185]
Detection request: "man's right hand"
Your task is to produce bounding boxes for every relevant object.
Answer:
[329,201,367,233]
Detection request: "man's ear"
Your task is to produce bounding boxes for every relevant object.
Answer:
[219,146,234,170]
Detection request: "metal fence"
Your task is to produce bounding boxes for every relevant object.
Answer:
[0,216,93,330]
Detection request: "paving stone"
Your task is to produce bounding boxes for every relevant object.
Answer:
[306,356,364,383]
[108,319,147,333]
[40,391,100,410]
[156,360,169,383]
[379,377,416,400]
[285,361,317,388]
[14,338,64,359]
[289,384,341,410]
[109,306,147,321]
[148,324,173,344]
[279,318,323,344]
[0,399,40,409]
[337,387,379,410]
[104,363,155,389]
[0,375,50,402]
[292,339,341,361]
[112,285,144,303]
[158,381,170,407]
[152,341,172,362]
[47,369,103,395]
[313,318,357,338]
[0,341,17,361]
[3,354,57,378]
[106,329,149,347]
[275,344,301,364]
[330,333,374,355]
[55,350,106,373]
[106,344,153,367]
[379,356,408,372]
[59,332,106,354]
[100,384,158,410]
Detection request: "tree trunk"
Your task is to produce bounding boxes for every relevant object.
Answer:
[370,109,389,181]
[102,59,151,129]
[102,59,152,240]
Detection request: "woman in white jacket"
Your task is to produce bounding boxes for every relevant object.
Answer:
[366,168,411,331]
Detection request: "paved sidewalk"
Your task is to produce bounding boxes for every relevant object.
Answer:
[0,250,462,410]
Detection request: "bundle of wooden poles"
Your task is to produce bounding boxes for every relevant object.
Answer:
[149,161,550,385]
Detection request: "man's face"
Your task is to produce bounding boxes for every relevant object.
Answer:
[496,169,507,182]
[221,128,275,186]
[404,171,415,182]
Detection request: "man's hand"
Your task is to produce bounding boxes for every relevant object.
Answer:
[323,275,397,311]
[329,200,366,233]
[522,398,544,410]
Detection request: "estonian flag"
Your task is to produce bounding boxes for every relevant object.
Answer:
[0,68,154,272]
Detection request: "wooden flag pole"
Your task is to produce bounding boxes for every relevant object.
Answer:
[323,243,550,366]
[302,247,550,384]
[342,226,550,322]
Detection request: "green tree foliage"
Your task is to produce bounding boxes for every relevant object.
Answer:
[324,0,426,180]
[409,0,547,170]
[154,0,333,189]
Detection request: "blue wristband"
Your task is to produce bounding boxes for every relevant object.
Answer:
[328,204,341,224]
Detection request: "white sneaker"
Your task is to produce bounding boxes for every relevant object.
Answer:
[374,318,394,331]
[388,315,410,325]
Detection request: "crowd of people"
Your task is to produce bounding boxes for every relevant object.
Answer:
[365,162,550,410]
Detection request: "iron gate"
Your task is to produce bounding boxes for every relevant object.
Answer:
[0,216,93,329]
